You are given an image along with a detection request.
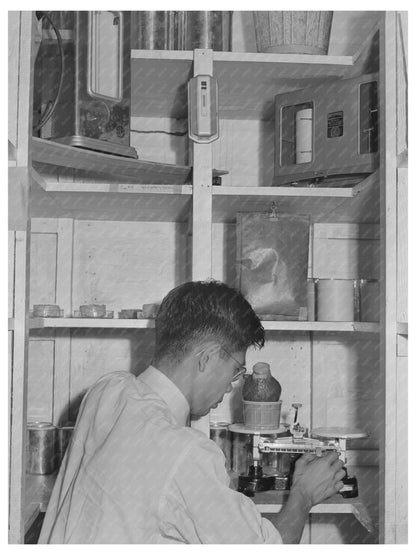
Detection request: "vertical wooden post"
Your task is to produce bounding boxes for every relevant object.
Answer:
[190,49,214,436]
[9,231,31,544]
[379,11,398,544]
[191,49,213,282]
[8,12,36,544]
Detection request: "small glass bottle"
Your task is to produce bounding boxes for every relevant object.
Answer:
[242,362,281,402]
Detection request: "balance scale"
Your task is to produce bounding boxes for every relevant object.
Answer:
[229,423,368,498]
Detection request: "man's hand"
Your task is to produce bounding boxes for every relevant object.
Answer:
[290,452,346,508]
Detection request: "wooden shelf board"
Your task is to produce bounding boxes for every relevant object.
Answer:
[212,171,379,223]
[31,137,195,184]
[29,177,193,222]
[28,318,377,333]
[29,317,156,329]
[262,321,379,333]
[214,185,356,198]
[32,138,226,183]
[40,182,193,195]
[213,188,353,223]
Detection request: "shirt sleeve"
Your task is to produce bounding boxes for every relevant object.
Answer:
[158,434,283,544]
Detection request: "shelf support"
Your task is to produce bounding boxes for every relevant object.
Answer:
[379,12,400,544]
[190,49,215,436]
[8,11,36,544]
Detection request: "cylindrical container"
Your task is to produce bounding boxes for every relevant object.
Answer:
[80,304,106,318]
[33,304,61,317]
[316,279,355,321]
[295,108,313,164]
[359,279,380,322]
[118,309,138,319]
[253,11,333,54]
[185,12,232,51]
[142,303,159,318]
[210,422,232,470]
[135,12,186,50]
[243,400,282,429]
[26,422,57,475]
[57,425,74,466]
[231,432,253,473]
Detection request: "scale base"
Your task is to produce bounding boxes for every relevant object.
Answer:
[238,465,289,497]
[238,466,359,499]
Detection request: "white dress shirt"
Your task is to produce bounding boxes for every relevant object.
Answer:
[39,367,283,544]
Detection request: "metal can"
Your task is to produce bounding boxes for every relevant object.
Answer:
[210,422,232,470]
[231,432,253,474]
[57,425,74,466]
[26,422,57,475]
[185,12,232,51]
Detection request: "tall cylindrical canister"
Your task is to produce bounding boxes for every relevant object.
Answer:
[135,12,186,50]
[26,422,57,475]
[317,279,356,321]
[57,425,75,466]
[231,432,253,474]
[210,422,232,470]
[185,12,232,51]
[295,108,313,164]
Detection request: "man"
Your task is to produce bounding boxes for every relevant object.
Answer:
[40,280,345,544]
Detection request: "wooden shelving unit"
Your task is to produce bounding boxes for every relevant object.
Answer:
[8,11,407,545]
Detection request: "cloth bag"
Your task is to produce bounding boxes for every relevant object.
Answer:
[236,212,310,320]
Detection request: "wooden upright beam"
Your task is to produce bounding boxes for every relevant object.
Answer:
[379,12,398,544]
[8,12,36,544]
[190,49,215,436]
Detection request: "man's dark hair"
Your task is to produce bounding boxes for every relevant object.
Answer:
[154,280,264,364]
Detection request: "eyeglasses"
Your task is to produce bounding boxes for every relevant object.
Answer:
[195,347,247,382]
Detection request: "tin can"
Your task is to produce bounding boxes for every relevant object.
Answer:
[316,279,357,321]
[57,425,74,466]
[210,422,232,470]
[26,422,57,475]
[185,12,232,51]
[231,432,253,474]
[135,11,186,50]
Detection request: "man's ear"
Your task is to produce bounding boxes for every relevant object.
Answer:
[197,344,221,373]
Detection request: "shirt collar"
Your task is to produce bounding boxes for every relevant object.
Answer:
[138,365,190,427]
